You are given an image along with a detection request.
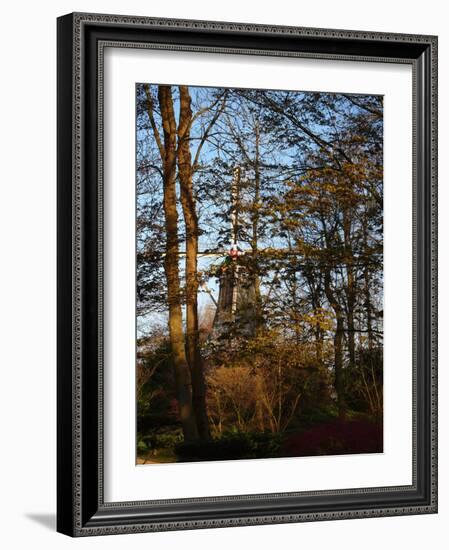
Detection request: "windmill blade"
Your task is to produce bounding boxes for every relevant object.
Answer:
[161,250,226,257]
[199,280,218,307]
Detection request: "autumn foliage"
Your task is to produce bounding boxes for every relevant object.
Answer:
[136,84,383,462]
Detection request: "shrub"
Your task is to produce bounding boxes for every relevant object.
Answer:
[141,431,183,451]
[175,432,283,462]
[137,439,148,453]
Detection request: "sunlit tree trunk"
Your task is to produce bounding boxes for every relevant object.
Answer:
[251,121,263,332]
[177,85,210,440]
[157,85,198,441]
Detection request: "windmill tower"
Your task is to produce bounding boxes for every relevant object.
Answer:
[209,167,258,340]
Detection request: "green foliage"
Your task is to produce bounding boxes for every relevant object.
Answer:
[137,438,148,452]
[141,431,183,451]
[137,335,179,435]
[344,347,383,416]
[295,405,338,429]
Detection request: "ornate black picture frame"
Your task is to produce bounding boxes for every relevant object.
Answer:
[57,12,438,537]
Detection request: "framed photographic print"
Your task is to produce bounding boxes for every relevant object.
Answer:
[57,12,438,536]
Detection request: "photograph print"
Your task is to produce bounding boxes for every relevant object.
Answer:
[136,83,383,465]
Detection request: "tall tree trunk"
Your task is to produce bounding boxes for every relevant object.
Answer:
[305,272,323,363]
[343,208,356,371]
[251,121,263,332]
[362,214,382,417]
[362,219,374,351]
[177,85,210,440]
[157,85,198,442]
[324,269,347,418]
[333,312,345,419]
[290,271,302,344]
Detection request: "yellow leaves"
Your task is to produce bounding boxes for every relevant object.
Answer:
[303,308,334,332]
[289,158,379,211]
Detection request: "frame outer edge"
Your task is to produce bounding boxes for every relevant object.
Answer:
[59,12,438,536]
[72,11,436,44]
[429,33,437,511]
[57,13,77,537]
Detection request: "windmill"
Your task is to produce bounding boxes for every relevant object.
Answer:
[209,167,258,340]
[195,166,259,341]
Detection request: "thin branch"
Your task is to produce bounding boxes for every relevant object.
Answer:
[193,92,228,169]
[137,161,164,179]
[342,94,383,118]
[243,91,354,166]
[143,84,165,158]
[190,92,226,128]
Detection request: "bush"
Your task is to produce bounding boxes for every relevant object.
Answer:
[141,431,183,451]
[137,439,148,452]
[296,405,338,428]
[245,432,284,457]
[175,432,283,462]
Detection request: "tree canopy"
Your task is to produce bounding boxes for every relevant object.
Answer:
[136,83,383,461]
